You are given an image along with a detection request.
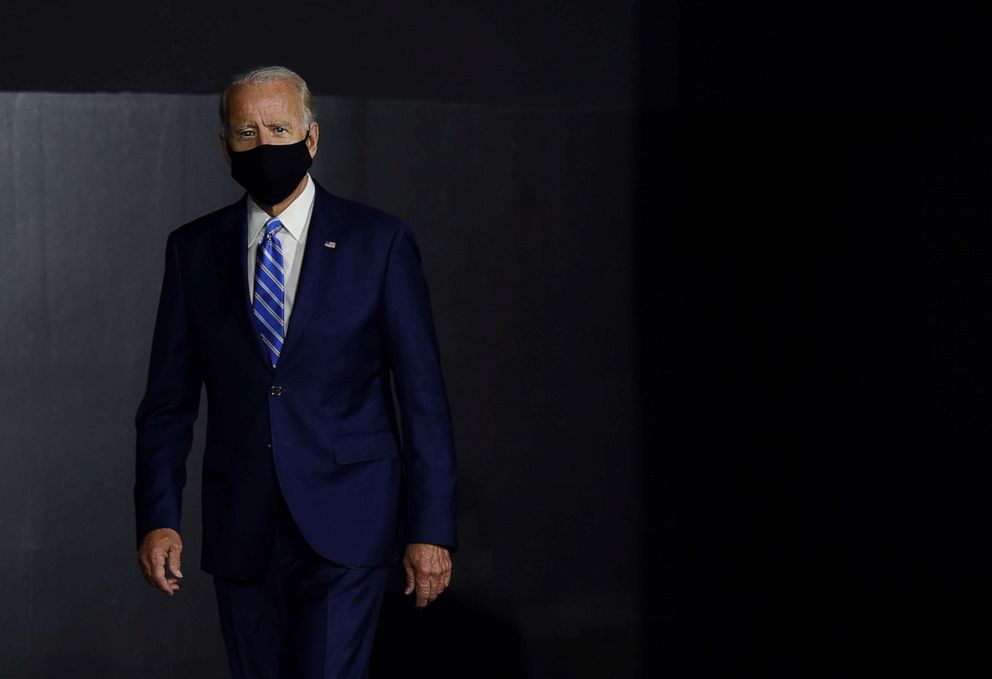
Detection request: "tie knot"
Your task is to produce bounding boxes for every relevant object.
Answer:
[264,218,284,239]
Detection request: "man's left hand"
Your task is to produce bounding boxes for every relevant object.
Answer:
[403,543,452,608]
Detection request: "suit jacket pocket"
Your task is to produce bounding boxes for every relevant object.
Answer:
[333,430,400,464]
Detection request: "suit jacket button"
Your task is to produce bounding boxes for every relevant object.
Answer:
[270,385,284,396]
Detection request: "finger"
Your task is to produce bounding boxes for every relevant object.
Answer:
[428,568,443,600]
[427,575,439,601]
[151,549,172,595]
[434,568,449,600]
[424,560,449,599]
[167,543,184,579]
[436,556,452,594]
[415,576,431,609]
[403,559,415,596]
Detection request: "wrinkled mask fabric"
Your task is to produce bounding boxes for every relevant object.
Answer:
[229,135,313,206]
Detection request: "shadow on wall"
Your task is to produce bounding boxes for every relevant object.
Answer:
[370,584,525,678]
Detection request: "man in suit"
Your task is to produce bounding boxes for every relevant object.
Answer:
[134,65,457,678]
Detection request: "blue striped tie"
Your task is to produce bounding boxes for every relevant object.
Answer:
[253,217,286,367]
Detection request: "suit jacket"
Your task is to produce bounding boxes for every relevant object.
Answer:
[134,182,457,576]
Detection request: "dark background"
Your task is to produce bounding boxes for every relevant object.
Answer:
[636,2,992,676]
[1,1,991,677]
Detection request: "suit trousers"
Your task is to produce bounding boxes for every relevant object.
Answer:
[213,493,389,679]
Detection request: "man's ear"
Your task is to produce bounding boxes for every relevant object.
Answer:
[306,122,319,159]
[219,133,231,166]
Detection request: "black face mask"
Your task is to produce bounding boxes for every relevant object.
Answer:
[228,134,313,206]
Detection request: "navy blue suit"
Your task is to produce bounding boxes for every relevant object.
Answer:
[134,182,457,676]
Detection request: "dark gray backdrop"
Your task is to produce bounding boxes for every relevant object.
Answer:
[0,91,636,677]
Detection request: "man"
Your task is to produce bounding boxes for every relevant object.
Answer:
[134,66,456,678]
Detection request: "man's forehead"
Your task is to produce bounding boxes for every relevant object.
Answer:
[227,82,303,121]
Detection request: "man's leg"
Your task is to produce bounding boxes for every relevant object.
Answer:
[213,492,389,679]
[213,571,287,679]
[283,559,389,679]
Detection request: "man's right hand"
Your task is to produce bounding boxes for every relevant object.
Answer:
[137,528,184,596]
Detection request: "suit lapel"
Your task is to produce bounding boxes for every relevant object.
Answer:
[213,195,275,374]
[278,185,346,363]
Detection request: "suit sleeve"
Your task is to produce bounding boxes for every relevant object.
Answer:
[133,231,203,547]
[381,221,458,551]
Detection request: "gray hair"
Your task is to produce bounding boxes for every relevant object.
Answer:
[219,65,315,135]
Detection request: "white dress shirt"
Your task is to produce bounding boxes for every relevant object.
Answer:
[246,174,316,331]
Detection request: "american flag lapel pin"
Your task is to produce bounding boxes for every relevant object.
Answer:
[324,241,336,249]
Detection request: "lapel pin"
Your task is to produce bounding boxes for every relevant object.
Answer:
[324,241,337,249]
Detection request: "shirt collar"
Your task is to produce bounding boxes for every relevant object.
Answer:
[246,174,316,247]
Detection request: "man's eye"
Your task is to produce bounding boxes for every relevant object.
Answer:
[239,130,255,137]
[274,127,287,133]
